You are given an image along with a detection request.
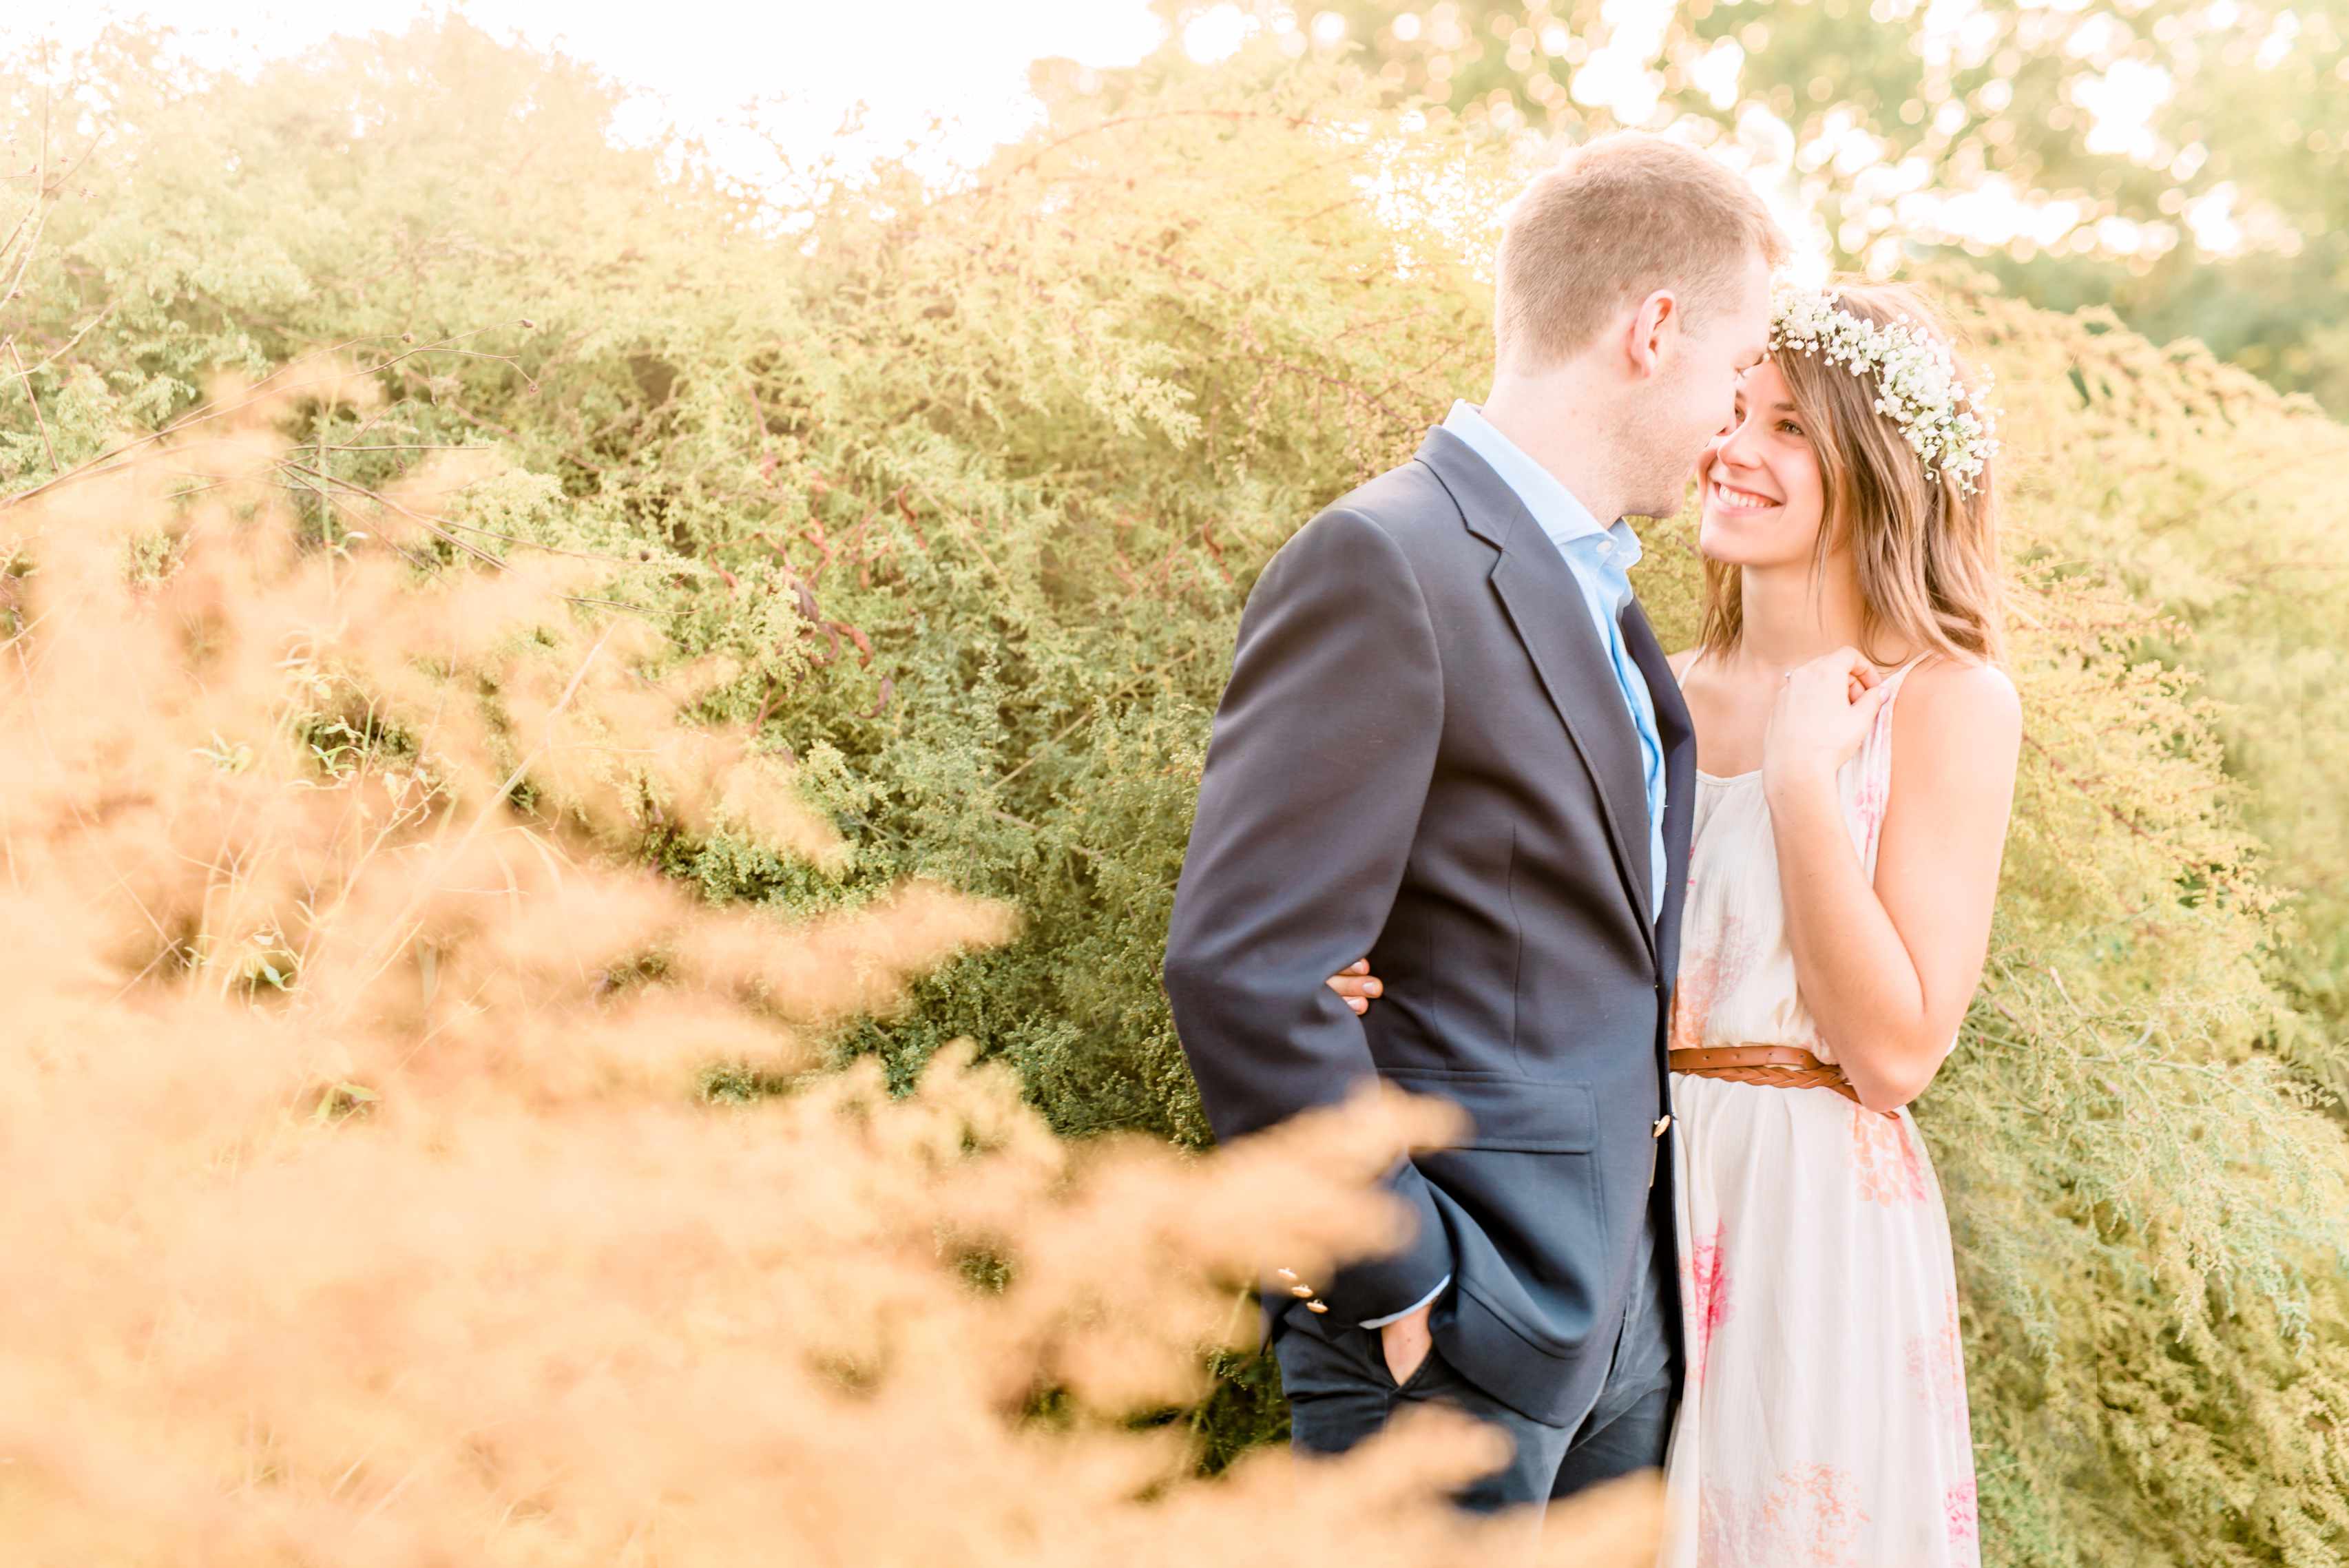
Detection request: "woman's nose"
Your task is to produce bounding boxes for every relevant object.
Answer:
[1713,419,1763,471]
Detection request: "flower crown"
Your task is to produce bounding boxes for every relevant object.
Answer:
[1767,284,2000,496]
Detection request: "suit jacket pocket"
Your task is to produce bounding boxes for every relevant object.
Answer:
[1380,1067,1595,1153]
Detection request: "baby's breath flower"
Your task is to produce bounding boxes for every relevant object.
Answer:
[1768,284,2001,496]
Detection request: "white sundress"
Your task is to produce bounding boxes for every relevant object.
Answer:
[1660,659,1980,1568]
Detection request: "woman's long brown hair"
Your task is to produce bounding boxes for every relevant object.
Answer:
[1698,280,2005,668]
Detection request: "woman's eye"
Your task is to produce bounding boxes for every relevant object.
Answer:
[1777,421,1804,437]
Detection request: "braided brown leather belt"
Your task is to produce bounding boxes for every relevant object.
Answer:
[1669,1044,1863,1106]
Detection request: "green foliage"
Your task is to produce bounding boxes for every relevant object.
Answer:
[6,20,2348,1565]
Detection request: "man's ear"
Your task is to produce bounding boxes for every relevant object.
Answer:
[1622,289,1679,381]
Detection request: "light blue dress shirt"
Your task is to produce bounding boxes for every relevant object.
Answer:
[1440,401,1667,920]
[1359,403,1669,1332]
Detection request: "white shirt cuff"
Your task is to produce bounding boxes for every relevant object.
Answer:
[1358,1275,1449,1329]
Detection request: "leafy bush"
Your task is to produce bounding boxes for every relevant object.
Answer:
[4,21,2346,1565]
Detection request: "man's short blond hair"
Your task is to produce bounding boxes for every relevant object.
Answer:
[1494,132,1788,371]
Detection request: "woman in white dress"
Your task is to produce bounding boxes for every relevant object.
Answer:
[1329,280,2021,1567]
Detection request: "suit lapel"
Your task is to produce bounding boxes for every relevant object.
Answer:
[1415,429,1657,958]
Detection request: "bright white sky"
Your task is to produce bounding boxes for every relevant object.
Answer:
[0,0,1174,174]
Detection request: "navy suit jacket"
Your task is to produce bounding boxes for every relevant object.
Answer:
[1162,426,1696,1428]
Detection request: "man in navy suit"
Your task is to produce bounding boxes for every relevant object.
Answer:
[1162,133,1786,1512]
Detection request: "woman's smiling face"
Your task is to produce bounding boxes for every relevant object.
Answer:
[1697,357,1828,569]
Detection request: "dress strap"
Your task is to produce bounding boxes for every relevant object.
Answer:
[1870,655,1932,729]
[1870,652,1926,690]
[1853,656,1929,864]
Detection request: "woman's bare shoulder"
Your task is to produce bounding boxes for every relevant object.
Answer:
[1667,647,1703,682]
[1893,657,2023,784]
[1901,656,2021,730]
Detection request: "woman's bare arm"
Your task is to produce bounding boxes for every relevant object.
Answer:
[1765,658,2021,1111]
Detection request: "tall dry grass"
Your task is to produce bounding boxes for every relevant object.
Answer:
[0,370,1657,1565]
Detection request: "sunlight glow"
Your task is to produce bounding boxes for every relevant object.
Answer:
[1182,5,1253,65]
[2254,8,2301,70]
[2184,181,2245,254]
[1571,0,1678,125]
[1689,39,1746,112]
[2074,59,2173,163]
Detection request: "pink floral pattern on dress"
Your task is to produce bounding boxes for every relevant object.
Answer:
[1904,1289,1967,1414]
[1849,767,1889,843]
[1698,1464,1868,1567]
[1945,1480,1979,1547]
[1668,954,1718,1056]
[1684,1221,1732,1387]
[1669,908,1759,1055]
[1850,1103,1928,1205]
[1848,696,1899,844]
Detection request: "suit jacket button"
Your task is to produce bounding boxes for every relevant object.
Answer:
[1306,1299,1329,1314]
[1288,1284,1315,1298]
